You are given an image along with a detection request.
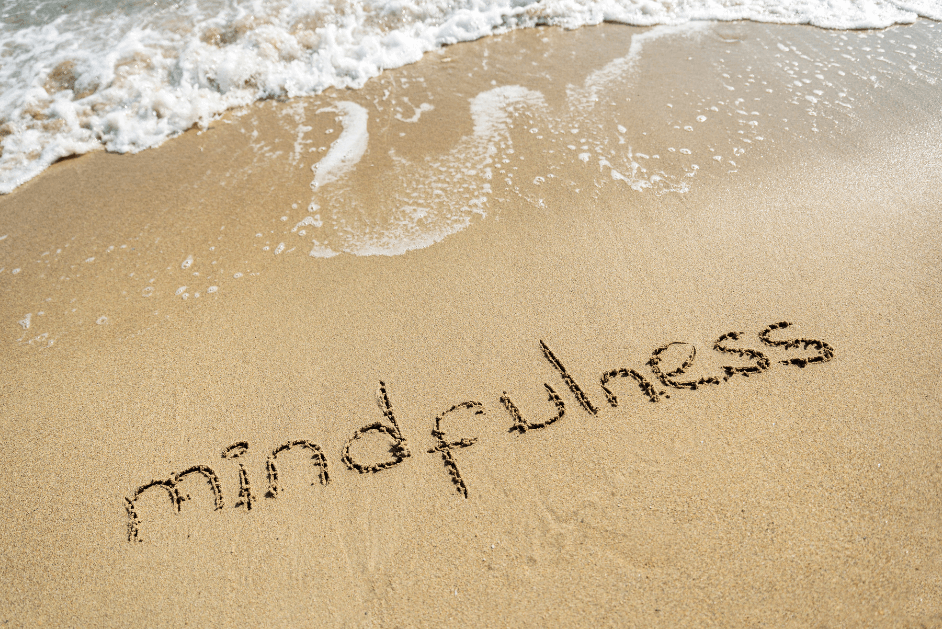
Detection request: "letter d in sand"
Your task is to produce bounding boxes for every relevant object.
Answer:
[341,381,411,473]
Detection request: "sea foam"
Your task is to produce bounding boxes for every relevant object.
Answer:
[0,0,937,194]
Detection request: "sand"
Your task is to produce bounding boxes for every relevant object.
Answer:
[1,20,941,628]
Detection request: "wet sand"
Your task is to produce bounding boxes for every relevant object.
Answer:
[1,20,941,628]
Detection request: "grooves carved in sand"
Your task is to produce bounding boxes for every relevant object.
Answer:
[125,320,833,542]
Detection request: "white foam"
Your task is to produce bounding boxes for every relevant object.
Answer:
[310,102,369,189]
[569,22,708,111]
[395,100,435,123]
[309,85,545,256]
[309,240,340,258]
[292,216,321,231]
[890,0,942,20]
[0,0,935,195]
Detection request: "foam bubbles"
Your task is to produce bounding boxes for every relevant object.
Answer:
[0,0,935,195]
[308,85,546,256]
[310,102,369,189]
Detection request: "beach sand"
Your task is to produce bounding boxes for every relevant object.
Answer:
[1,20,941,627]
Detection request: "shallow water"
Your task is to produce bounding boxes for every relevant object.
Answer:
[1,16,941,354]
[0,0,939,194]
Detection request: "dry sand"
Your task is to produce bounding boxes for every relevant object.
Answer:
[1,20,941,628]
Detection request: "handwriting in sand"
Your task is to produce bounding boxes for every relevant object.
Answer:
[125,321,834,542]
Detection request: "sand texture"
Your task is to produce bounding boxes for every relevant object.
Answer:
[1,20,941,628]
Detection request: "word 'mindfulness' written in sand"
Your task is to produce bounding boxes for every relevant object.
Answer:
[125,321,834,542]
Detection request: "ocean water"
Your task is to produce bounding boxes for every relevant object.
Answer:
[3,1,942,350]
[0,0,940,195]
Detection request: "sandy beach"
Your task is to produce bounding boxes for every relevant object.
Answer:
[1,19,941,627]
